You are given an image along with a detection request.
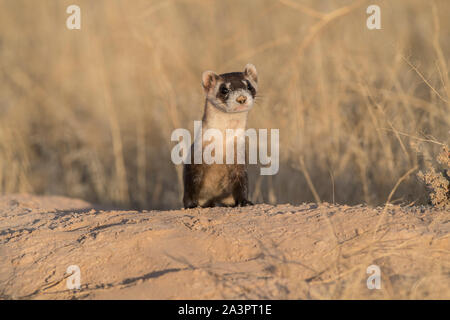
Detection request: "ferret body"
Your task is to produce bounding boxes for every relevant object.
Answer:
[183,64,258,208]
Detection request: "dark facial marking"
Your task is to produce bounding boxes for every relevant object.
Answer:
[215,72,257,102]
[220,85,229,95]
[245,80,256,98]
[217,83,229,103]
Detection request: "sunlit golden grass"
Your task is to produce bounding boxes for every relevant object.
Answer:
[0,0,449,209]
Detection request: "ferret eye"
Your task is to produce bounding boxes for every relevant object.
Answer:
[246,81,254,91]
[220,86,229,95]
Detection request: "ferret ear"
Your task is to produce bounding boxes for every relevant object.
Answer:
[202,70,219,92]
[244,63,258,83]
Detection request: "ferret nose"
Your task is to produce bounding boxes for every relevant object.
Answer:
[236,95,247,104]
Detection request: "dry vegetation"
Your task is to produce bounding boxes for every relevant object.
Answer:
[0,0,449,210]
[418,146,450,208]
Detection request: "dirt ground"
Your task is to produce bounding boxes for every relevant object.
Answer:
[0,194,448,299]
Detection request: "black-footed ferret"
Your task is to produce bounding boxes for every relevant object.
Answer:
[183,64,258,208]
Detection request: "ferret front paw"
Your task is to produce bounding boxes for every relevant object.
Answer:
[236,199,253,207]
[183,200,198,209]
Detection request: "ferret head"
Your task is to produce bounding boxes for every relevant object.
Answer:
[202,64,258,113]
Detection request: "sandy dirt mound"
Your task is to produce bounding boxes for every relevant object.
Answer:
[0,194,448,299]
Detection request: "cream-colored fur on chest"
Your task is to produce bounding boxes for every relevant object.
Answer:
[202,101,248,132]
[197,101,248,163]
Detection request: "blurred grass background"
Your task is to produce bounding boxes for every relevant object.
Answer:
[0,0,448,209]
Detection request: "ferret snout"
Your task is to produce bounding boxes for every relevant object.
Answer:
[236,95,247,104]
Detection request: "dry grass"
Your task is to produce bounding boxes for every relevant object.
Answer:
[0,0,449,209]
